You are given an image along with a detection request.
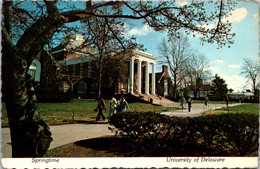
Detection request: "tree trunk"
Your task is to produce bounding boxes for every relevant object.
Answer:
[173,74,177,99]
[98,58,103,99]
[253,81,257,102]
[2,27,53,157]
[193,90,198,99]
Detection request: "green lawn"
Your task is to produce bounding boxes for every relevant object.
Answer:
[192,100,238,104]
[218,103,259,115]
[203,103,259,116]
[1,99,177,127]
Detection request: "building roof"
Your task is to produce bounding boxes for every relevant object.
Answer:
[132,49,158,60]
[50,34,97,61]
[56,54,92,66]
[50,34,158,66]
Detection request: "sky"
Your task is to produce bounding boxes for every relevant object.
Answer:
[19,0,259,92]
[122,1,259,92]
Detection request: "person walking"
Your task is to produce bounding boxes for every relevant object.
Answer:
[108,95,117,120]
[225,96,229,107]
[187,96,193,112]
[118,95,130,112]
[96,97,106,122]
[180,95,185,112]
[204,96,209,110]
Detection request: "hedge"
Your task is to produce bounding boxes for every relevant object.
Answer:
[109,112,258,156]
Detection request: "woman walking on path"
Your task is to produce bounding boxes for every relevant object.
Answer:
[96,97,106,122]
[108,95,117,120]
[118,95,130,112]
[180,95,185,112]
[187,96,193,112]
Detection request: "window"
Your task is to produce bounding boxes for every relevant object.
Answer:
[90,82,98,94]
[164,79,168,96]
[78,81,86,94]
[28,62,36,81]
[73,64,76,75]
[80,63,84,76]
[88,64,92,78]
[121,83,125,90]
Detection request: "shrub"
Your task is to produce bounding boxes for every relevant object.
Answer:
[218,113,259,155]
[109,112,259,156]
[109,112,167,139]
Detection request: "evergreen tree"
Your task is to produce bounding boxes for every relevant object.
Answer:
[211,74,228,100]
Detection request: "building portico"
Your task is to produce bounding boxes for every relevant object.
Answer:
[128,49,157,95]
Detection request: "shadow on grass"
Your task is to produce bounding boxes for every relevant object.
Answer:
[73,137,220,157]
[45,136,258,157]
[74,137,154,157]
[74,136,259,157]
[69,115,109,124]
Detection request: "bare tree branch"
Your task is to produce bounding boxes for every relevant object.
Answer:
[3,1,13,35]
[106,20,126,51]
[44,0,59,16]
[241,57,260,93]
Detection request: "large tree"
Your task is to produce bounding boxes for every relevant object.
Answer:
[185,53,211,98]
[81,11,141,99]
[240,57,260,98]
[2,0,236,157]
[157,34,194,99]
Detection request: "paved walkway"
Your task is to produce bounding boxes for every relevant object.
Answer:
[1,103,241,158]
[161,103,242,117]
[1,123,113,158]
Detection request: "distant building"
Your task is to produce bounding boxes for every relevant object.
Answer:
[127,49,157,95]
[27,34,177,103]
[228,91,254,100]
[34,34,159,99]
[155,65,173,97]
[50,34,98,98]
[180,84,212,99]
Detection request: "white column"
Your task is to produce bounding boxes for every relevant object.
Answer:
[145,62,150,95]
[137,60,142,94]
[129,58,135,94]
[151,63,156,95]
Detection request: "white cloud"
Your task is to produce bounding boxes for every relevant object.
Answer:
[192,23,215,38]
[204,24,215,30]
[206,66,218,72]
[175,0,188,6]
[215,60,224,64]
[222,75,248,92]
[228,64,240,68]
[124,24,153,36]
[222,7,248,23]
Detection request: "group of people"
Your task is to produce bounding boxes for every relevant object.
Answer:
[179,95,209,112]
[95,95,130,122]
[179,96,193,112]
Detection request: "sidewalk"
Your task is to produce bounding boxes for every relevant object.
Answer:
[1,123,113,158]
[161,103,242,117]
[1,103,241,158]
